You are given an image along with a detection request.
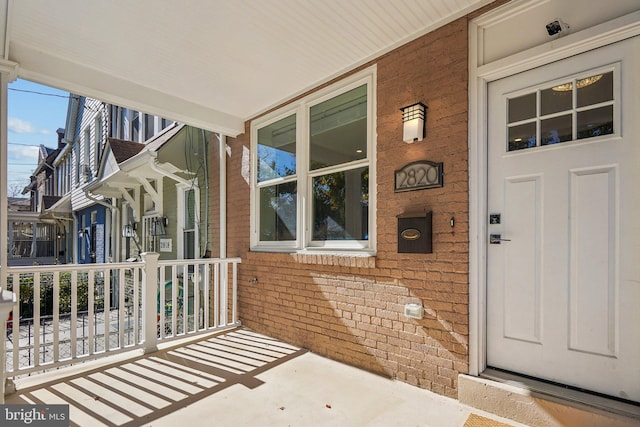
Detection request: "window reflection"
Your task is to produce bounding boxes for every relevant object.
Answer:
[312,167,368,241]
[257,114,296,182]
[310,85,367,170]
[578,106,613,139]
[259,182,297,241]
[505,70,615,152]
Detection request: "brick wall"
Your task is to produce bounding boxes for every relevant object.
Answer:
[226,17,469,398]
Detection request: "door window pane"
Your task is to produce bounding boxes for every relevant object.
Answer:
[577,106,614,139]
[257,114,296,182]
[184,189,195,230]
[541,114,572,146]
[541,85,572,115]
[508,93,536,123]
[312,167,368,241]
[577,72,613,108]
[310,85,367,170]
[508,122,536,151]
[259,182,297,241]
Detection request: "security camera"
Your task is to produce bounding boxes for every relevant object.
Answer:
[546,19,570,37]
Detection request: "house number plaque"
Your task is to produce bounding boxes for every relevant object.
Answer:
[394,160,443,192]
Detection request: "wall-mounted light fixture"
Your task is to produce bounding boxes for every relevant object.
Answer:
[122,223,136,238]
[151,217,168,236]
[401,102,427,143]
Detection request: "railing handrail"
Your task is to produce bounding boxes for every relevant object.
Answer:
[4,257,242,273]
[158,257,241,267]
[5,262,143,273]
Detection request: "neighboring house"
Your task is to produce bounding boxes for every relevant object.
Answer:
[88,123,215,263]
[7,197,30,212]
[60,96,181,264]
[59,94,213,264]
[9,129,69,265]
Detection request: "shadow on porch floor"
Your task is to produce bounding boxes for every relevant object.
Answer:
[6,328,523,427]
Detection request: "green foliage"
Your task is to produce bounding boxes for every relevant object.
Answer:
[7,271,102,319]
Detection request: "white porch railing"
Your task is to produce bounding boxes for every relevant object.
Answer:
[1,253,240,381]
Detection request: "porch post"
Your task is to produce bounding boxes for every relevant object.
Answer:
[218,134,226,259]
[141,252,159,353]
[0,70,10,284]
[0,289,16,403]
[0,60,18,403]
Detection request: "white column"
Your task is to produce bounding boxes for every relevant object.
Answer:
[0,70,9,283]
[218,134,226,259]
[0,289,16,403]
[141,251,159,354]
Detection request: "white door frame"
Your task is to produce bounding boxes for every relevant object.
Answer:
[468,8,640,376]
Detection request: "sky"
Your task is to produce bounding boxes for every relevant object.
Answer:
[7,79,69,197]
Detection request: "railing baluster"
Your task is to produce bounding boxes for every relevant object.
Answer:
[104,269,110,353]
[171,265,177,336]
[11,272,20,373]
[33,273,40,367]
[88,269,95,355]
[71,270,77,359]
[52,271,60,363]
[119,268,125,349]
[133,266,140,345]
[204,263,210,330]
[214,262,219,329]
[159,265,165,339]
[232,261,238,325]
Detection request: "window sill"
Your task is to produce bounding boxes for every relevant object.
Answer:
[249,248,376,268]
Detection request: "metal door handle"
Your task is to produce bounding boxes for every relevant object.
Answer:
[490,234,511,244]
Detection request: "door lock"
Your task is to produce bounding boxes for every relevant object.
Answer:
[490,234,511,244]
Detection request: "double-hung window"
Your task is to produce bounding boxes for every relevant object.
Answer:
[251,69,376,253]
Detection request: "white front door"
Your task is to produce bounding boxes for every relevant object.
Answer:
[487,37,640,402]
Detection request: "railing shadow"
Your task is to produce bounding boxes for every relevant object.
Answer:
[6,328,307,427]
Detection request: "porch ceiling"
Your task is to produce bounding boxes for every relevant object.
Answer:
[7,0,491,136]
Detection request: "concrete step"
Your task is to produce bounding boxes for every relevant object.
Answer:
[458,372,640,427]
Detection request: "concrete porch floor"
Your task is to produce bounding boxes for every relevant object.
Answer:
[5,328,524,427]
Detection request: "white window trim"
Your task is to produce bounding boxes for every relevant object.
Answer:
[250,66,377,255]
[94,114,103,171]
[176,182,200,259]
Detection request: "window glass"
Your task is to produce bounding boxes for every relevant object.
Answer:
[541,85,572,116]
[312,167,368,241]
[132,112,140,142]
[577,72,613,108]
[184,231,195,259]
[145,114,155,140]
[310,85,367,170]
[541,114,572,146]
[259,182,297,241]
[184,189,196,230]
[508,93,536,123]
[577,106,614,139]
[257,114,296,182]
[506,69,616,152]
[508,122,536,151]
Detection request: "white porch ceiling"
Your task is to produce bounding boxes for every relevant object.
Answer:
[7,0,492,136]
